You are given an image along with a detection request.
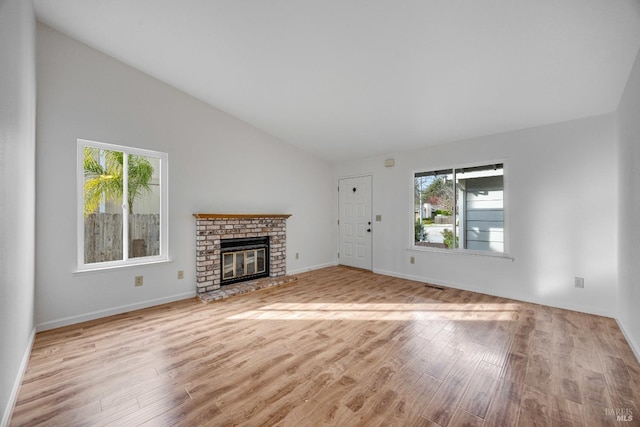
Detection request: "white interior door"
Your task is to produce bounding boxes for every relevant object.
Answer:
[338,175,372,270]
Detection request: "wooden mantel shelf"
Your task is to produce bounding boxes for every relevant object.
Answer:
[193,213,292,219]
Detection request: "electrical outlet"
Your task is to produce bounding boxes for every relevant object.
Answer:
[574,277,584,288]
[135,276,143,287]
[410,256,415,264]
[177,270,184,280]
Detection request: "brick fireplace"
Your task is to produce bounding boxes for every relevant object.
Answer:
[193,213,291,296]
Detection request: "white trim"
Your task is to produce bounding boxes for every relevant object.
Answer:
[373,268,615,318]
[73,258,172,275]
[335,172,375,181]
[122,148,130,260]
[411,159,508,255]
[36,292,195,332]
[288,261,338,276]
[616,318,640,364]
[409,246,515,261]
[1,327,35,427]
[77,139,169,271]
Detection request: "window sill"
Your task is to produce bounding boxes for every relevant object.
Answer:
[73,257,172,275]
[409,246,514,261]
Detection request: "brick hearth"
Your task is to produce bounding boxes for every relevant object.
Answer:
[193,214,291,298]
[198,275,298,303]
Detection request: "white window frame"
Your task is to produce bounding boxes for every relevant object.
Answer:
[411,160,510,258]
[76,139,169,271]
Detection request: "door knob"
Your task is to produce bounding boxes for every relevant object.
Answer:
[367,228,371,232]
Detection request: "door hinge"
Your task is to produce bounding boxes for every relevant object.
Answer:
[337,219,340,225]
[338,252,340,259]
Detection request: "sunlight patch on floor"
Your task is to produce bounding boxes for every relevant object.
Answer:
[226,302,521,321]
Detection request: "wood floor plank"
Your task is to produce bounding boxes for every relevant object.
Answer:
[483,379,524,427]
[500,351,529,385]
[550,395,584,427]
[551,352,582,404]
[385,372,442,426]
[8,266,640,426]
[600,354,638,409]
[517,386,552,427]
[524,352,552,394]
[449,408,484,427]
[581,369,612,408]
[421,344,484,425]
[458,364,499,418]
[581,404,621,426]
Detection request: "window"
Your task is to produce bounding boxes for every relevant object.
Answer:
[414,163,505,253]
[77,139,168,270]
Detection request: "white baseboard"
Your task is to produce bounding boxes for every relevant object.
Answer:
[373,268,615,319]
[288,262,338,276]
[616,318,640,364]
[36,292,196,332]
[2,327,35,427]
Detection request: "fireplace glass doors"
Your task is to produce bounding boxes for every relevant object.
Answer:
[220,237,269,285]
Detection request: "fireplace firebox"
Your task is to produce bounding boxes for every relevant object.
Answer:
[220,237,270,285]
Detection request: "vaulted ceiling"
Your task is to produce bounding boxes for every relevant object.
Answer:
[34,0,640,163]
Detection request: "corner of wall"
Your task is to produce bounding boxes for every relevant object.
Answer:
[617,318,640,364]
[0,0,37,424]
[615,43,640,364]
[1,328,35,427]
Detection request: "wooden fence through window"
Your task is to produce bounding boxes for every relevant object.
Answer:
[84,213,160,263]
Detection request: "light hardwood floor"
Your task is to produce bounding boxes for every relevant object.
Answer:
[10,266,640,426]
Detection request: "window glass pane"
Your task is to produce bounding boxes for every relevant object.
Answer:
[235,252,245,277]
[414,170,455,249]
[246,251,255,275]
[223,253,234,279]
[455,164,504,252]
[79,140,168,270]
[128,154,161,259]
[414,163,505,254]
[257,249,265,273]
[83,147,123,263]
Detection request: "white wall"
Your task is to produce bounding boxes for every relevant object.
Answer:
[0,0,36,425]
[35,23,336,330]
[617,48,640,356]
[336,114,618,317]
